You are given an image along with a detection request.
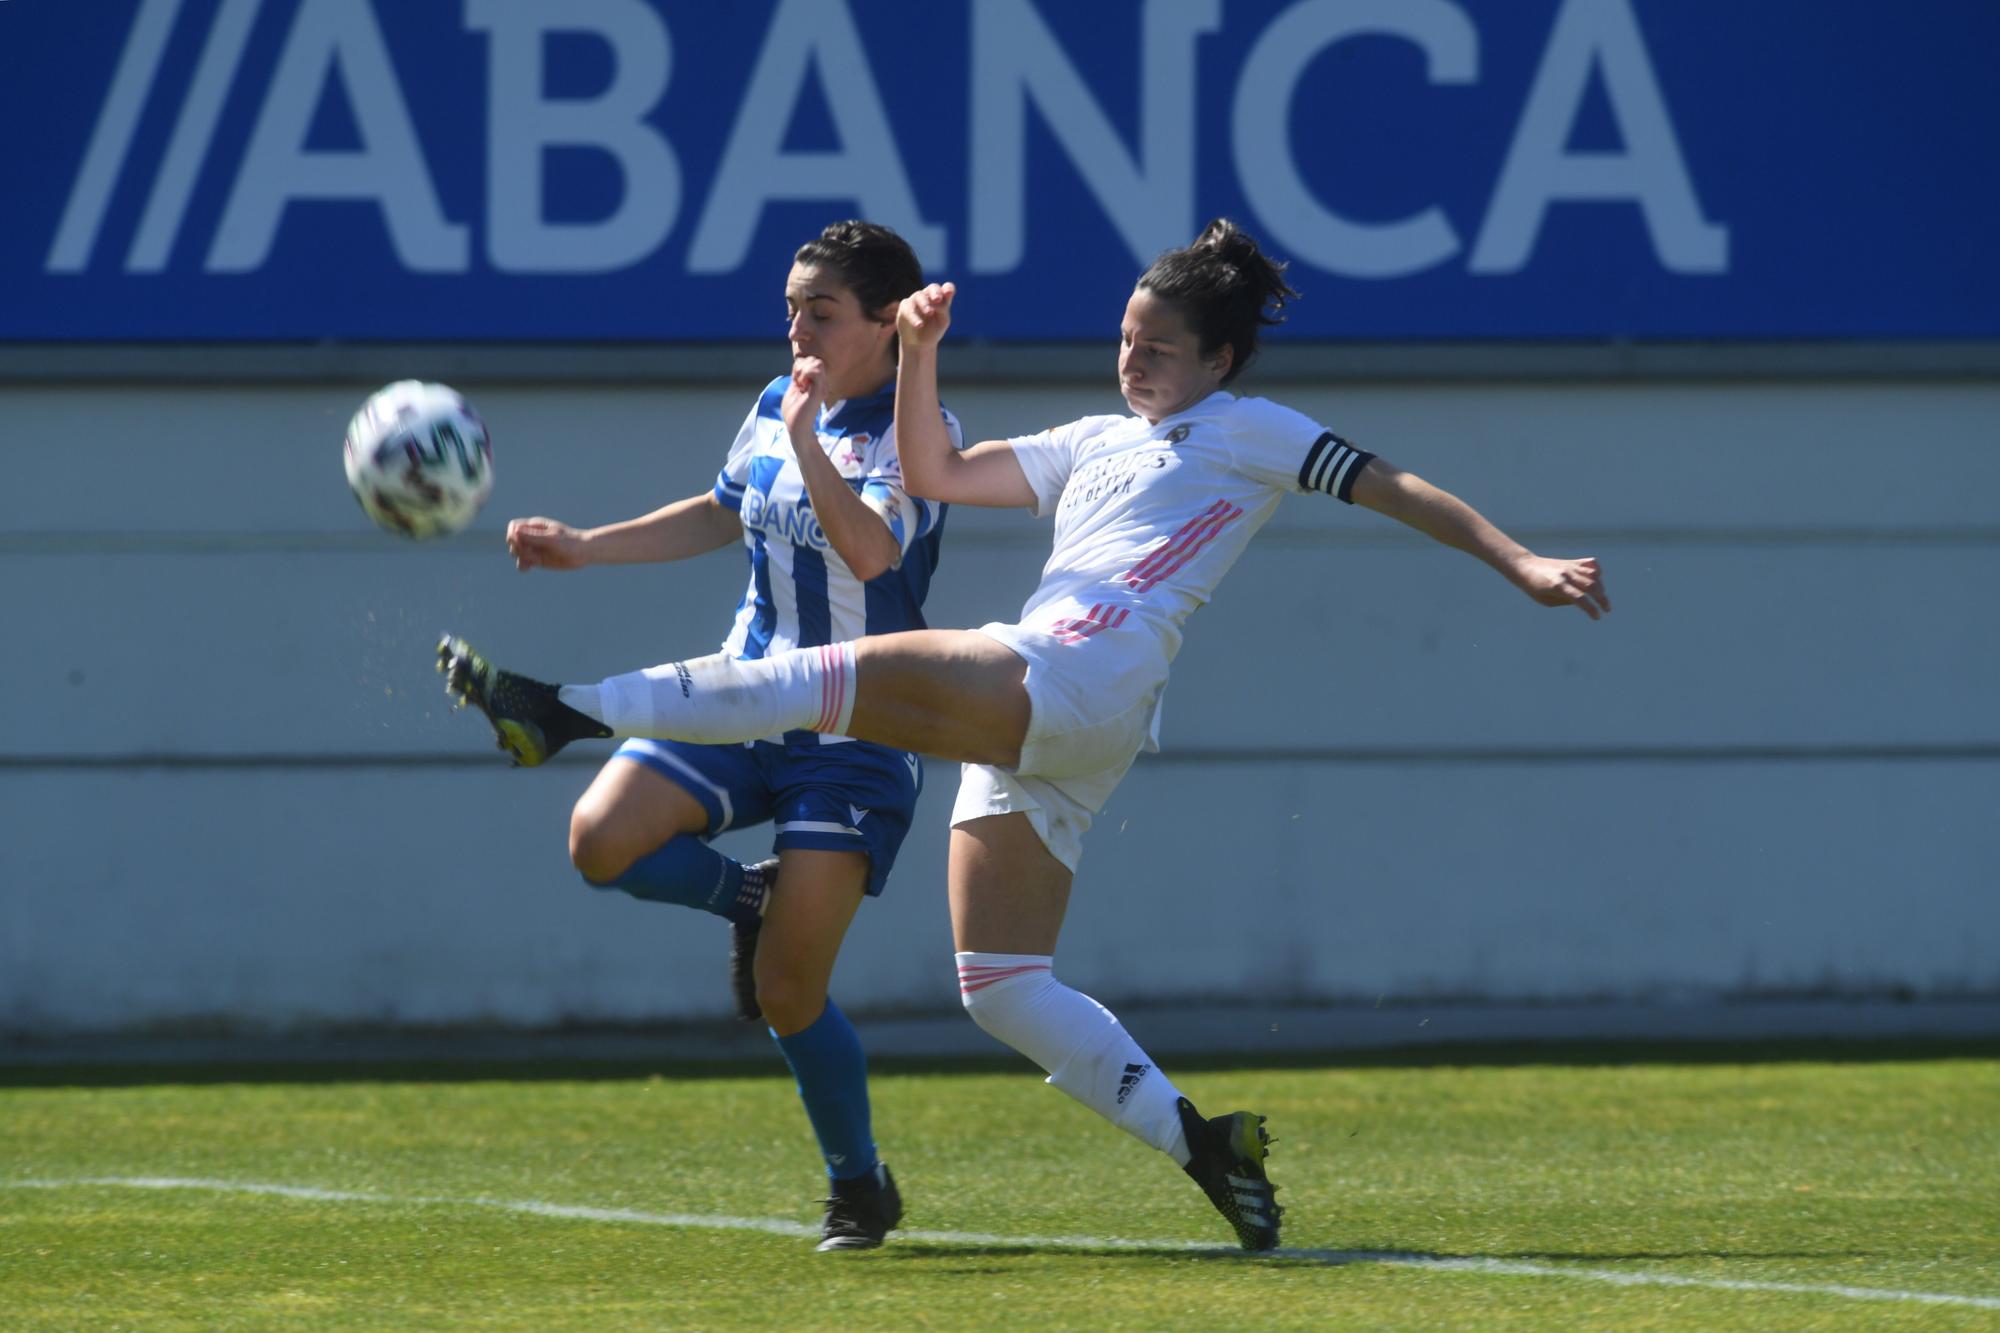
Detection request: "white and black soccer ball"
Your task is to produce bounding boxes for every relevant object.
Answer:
[343,380,493,539]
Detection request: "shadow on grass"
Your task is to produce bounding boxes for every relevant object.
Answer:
[1476,1247,1882,1263]
[881,1241,1884,1268]
[2,1036,1996,1090]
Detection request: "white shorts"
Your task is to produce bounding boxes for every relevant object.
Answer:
[949,619,1166,872]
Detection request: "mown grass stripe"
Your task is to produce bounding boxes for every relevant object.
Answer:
[10,1176,1998,1311]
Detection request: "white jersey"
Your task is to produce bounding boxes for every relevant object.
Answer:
[1004,391,1374,684]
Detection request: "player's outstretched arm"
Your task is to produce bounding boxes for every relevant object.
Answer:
[505,493,741,572]
[893,283,1038,509]
[1349,458,1611,619]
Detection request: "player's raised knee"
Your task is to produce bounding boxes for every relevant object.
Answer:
[567,810,629,887]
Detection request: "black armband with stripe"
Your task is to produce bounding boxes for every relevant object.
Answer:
[1298,431,1375,503]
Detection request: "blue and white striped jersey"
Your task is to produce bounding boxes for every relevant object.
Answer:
[713,374,962,667]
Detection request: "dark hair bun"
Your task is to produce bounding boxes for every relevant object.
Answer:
[1138,219,1298,384]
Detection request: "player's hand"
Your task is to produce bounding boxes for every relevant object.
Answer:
[1512,554,1611,619]
[506,516,588,572]
[897,282,955,350]
[783,355,826,438]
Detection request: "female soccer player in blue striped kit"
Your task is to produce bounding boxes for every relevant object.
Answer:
[445,220,1609,1250]
[496,221,960,1250]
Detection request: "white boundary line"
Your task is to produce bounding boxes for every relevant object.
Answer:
[9,1176,1999,1312]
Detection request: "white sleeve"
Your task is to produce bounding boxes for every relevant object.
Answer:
[1007,413,1125,518]
[1228,397,1376,503]
[713,377,787,512]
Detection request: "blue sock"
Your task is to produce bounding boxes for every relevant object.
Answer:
[773,999,879,1181]
[592,835,766,924]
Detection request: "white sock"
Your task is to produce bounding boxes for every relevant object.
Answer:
[956,952,1190,1165]
[560,643,856,743]
[557,682,605,721]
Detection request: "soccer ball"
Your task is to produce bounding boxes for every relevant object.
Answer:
[343,380,493,539]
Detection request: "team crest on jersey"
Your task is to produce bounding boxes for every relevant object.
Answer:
[833,433,869,475]
[1165,424,1191,444]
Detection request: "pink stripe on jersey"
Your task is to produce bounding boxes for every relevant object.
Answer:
[958,961,1052,993]
[1121,500,1245,593]
[1126,499,1234,584]
[1130,508,1240,591]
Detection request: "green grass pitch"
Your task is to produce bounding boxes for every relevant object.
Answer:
[4,1042,1998,1329]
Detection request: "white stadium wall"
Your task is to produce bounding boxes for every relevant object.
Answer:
[3,375,1997,1037]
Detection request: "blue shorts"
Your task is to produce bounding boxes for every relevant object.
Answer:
[611,737,923,897]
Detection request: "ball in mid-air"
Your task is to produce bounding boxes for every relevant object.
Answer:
[343,380,492,539]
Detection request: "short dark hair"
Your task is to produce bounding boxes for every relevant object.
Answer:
[1136,219,1298,384]
[793,220,923,320]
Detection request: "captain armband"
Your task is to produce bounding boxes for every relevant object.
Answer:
[1298,431,1375,503]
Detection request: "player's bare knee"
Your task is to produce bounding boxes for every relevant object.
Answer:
[567,812,627,887]
[756,972,823,1034]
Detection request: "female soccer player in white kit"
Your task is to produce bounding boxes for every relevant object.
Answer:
[441,220,1610,1251]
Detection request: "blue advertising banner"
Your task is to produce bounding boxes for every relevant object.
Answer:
[3,0,1995,341]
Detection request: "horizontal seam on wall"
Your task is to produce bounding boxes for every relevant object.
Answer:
[6,744,1999,771]
[5,528,1999,555]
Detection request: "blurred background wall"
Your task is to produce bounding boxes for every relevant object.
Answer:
[7,375,1995,1035]
[3,0,1995,1037]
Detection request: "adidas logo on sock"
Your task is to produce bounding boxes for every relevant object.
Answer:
[1116,1062,1151,1105]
